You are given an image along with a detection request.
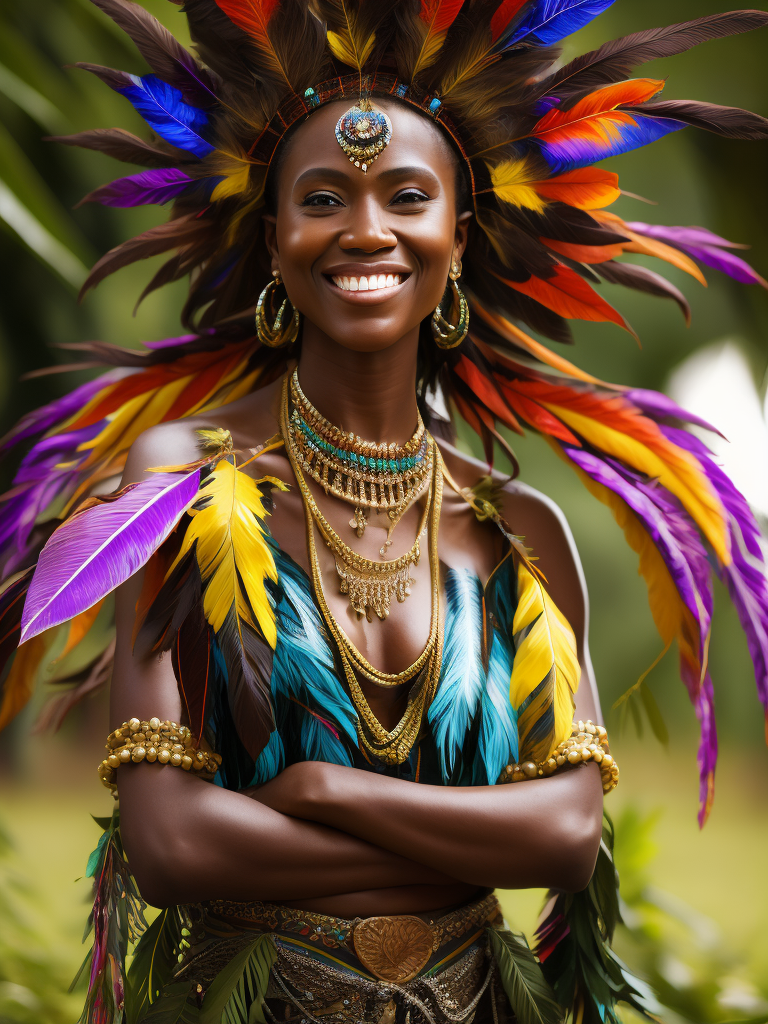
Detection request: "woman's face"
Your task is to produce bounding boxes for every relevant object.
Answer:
[263,99,471,353]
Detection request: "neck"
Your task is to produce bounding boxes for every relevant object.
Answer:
[297,326,420,444]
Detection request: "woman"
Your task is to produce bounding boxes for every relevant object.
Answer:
[2,1,768,1022]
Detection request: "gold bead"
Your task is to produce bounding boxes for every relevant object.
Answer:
[567,750,582,765]
[601,754,614,767]
[592,748,603,762]
[128,718,140,732]
[149,717,161,731]
[556,755,566,766]
[170,752,183,767]
[522,761,538,779]
[131,746,146,762]
[119,748,132,763]
[181,756,193,771]
[171,743,184,754]
[107,754,121,769]
[581,748,592,761]
[133,732,146,744]
[157,748,171,764]
[146,747,157,762]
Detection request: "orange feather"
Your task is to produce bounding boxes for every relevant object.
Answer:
[541,238,625,264]
[534,168,621,210]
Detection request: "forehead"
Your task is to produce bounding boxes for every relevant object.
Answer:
[274,98,458,190]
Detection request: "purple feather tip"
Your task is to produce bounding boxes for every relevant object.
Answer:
[626,222,768,288]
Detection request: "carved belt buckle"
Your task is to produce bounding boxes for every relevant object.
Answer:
[353,915,434,984]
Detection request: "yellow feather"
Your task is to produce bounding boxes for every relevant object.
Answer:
[210,158,252,202]
[509,559,580,763]
[546,404,729,563]
[172,459,288,648]
[327,26,375,71]
[489,158,547,214]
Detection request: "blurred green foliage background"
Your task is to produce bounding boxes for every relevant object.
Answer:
[0,1,767,1021]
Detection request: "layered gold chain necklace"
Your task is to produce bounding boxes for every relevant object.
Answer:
[280,375,443,765]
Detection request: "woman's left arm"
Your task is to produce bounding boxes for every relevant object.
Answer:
[255,485,604,893]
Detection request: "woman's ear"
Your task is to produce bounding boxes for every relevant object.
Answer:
[262,214,279,272]
[454,210,473,261]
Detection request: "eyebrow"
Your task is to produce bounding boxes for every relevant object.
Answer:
[293,165,441,188]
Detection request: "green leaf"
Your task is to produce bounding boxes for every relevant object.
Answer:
[199,935,277,1024]
[85,828,110,878]
[628,693,644,738]
[138,981,196,1023]
[487,928,563,1024]
[639,683,669,747]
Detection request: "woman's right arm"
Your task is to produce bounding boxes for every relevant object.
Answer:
[113,424,459,909]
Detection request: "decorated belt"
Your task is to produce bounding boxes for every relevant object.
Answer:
[196,892,502,985]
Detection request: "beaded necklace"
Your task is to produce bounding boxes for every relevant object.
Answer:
[289,370,431,552]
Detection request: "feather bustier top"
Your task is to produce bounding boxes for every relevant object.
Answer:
[14,434,580,790]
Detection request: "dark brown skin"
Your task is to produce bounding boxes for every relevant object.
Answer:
[112,99,604,916]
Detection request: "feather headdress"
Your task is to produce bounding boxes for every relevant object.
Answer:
[1,0,768,832]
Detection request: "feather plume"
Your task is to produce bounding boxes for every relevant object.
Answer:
[89,0,218,106]
[546,11,768,100]
[170,458,288,759]
[0,631,52,732]
[428,568,486,780]
[409,0,465,78]
[20,470,201,643]
[509,558,580,763]
[47,129,182,168]
[214,0,298,91]
[594,260,691,325]
[34,636,116,734]
[593,212,707,284]
[528,78,684,174]
[80,169,196,208]
[489,0,529,43]
[494,264,636,335]
[115,75,215,157]
[623,221,768,287]
[318,0,384,73]
[505,0,616,49]
[623,99,768,140]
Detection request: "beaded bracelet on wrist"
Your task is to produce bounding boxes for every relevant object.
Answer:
[499,720,619,794]
[97,717,221,793]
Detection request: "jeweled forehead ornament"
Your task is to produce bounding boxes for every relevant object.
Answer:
[335,98,393,173]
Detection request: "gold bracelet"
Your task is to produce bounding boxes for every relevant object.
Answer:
[499,720,619,794]
[97,717,222,792]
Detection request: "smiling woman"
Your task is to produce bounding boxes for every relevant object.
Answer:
[1,1,768,1023]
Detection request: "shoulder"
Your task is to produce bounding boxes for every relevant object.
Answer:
[438,437,588,634]
[437,438,574,555]
[121,380,284,486]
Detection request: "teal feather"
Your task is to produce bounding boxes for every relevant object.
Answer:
[475,555,519,784]
[429,568,486,781]
[271,548,357,765]
[250,727,285,785]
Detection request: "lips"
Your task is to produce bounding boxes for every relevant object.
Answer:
[332,273,403,292]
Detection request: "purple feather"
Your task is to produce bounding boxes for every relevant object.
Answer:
[665,426,768,710]
[20,470,200,643]
[623,387,724,436]
[82,168,195,208]
[564,445,712,648]
[625,222,767,287]
[0,373,120,456]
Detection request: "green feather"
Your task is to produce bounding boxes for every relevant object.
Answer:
[487,927,563,1024]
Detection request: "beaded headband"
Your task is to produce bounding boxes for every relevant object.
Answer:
[249,72,476,193]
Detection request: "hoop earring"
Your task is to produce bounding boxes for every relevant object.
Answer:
[431,257,469,349]
[255,270,300,348]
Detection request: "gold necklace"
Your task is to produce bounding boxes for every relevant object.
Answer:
[289,370,431,547]
[280,377,444,764]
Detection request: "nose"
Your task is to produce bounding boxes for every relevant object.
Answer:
[338,195,397,253]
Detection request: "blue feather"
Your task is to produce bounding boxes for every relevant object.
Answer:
[428,569,485,781]
[271,549,358,764]
[249,728,285,785]
[475,628,518,785]
[117,74,214,157]
[505,0,616,48]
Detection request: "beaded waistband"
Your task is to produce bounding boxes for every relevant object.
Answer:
[195,892,501,985]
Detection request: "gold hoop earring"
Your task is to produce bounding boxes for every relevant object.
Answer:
[255,270,300,348]
[431,257,469,349]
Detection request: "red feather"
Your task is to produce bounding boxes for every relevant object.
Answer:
[419,0,464,33]
[213,0,292,87]
[490,0,529,42]
[494,264,636,336]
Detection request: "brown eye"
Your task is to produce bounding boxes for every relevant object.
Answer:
[302,191,344,207]
[390,189,430,205]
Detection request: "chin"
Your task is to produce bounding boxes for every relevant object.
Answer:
[310,315,424,353]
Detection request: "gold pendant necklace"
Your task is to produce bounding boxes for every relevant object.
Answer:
[280,376,444,765]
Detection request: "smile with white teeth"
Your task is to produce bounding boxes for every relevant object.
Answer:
[331,273,403,292]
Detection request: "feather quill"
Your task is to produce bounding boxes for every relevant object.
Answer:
[410,0,465,78]
[213,0,294,89]
[79,168,195,209]
[509,558,580,763]
[505,0,617,49]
